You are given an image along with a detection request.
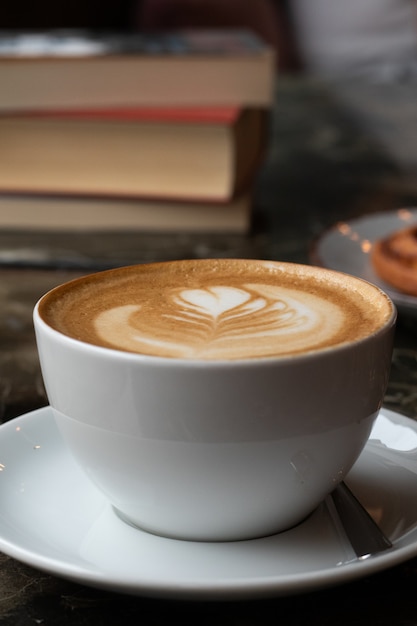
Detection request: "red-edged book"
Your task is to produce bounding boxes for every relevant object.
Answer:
[0,105,268,202]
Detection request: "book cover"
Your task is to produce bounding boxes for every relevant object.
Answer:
[0,29,270,57]
[7,105,242,124]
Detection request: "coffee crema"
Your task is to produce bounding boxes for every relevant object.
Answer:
[39,259,393,360]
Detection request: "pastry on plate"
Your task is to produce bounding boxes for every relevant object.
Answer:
[371,225,417,296]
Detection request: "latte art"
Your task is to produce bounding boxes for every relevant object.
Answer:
[39,259,392,360]
[94,284,341,358]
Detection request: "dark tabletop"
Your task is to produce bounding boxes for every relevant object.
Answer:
[0,76,417,625]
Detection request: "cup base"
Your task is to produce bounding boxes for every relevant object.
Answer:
[112,505,313,544]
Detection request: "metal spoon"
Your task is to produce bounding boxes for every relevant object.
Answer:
[330,481,392,559]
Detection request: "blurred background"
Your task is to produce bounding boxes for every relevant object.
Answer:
[2,0,416,79]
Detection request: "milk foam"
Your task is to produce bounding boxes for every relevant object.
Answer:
[40,259,392,360]
[93,283,344,359]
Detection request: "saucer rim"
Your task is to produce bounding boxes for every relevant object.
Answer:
[1,406,417,600]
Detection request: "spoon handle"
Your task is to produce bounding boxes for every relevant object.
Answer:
[330,482,393,559]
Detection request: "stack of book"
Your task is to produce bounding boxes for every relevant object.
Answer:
[0,30,275,232]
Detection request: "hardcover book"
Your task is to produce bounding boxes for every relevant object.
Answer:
[0,192,253,233]
[0,29,275,111]
[0,106,267,201]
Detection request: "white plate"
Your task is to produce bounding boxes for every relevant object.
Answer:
[1,407,417,600]
[311,208,417,316]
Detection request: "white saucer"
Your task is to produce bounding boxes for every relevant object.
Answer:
[1,407,417,600]
[311,208,417,317]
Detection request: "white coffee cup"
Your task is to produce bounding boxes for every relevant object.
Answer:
[33,259,396,541]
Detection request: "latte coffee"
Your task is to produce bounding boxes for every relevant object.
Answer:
[38,259,393,360]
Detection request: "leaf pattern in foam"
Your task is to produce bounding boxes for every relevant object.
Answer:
[93,283,331,358]
[166,285,308,342]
